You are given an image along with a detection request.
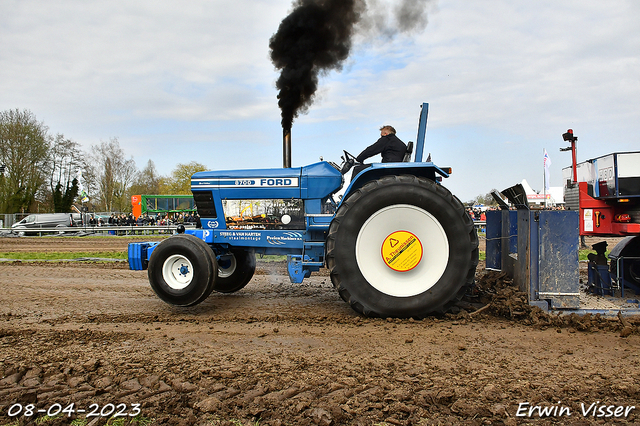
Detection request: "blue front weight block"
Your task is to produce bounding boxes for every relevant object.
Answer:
[128,242,159,270]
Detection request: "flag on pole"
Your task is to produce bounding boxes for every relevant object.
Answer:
[77,170,89,203]
[544,149,551,191]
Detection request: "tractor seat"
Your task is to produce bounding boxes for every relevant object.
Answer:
[402,141,414,162]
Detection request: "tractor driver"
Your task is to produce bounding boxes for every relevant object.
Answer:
[348,125,407,176]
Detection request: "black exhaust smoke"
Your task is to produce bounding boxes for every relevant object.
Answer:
[270,0,361,134]
[270,0,433,167]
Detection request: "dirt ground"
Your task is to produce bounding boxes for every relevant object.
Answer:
[1,236,640,426]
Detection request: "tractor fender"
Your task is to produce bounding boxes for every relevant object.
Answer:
[339,163,449,208]
[609,236,640,259]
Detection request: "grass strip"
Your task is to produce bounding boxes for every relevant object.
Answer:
[0,251,127,260]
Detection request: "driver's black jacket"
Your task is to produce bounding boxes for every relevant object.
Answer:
[356,133,407,163]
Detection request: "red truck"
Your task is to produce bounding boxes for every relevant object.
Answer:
[561,129,640,291]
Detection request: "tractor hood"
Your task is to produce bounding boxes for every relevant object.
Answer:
[191,161,343,200]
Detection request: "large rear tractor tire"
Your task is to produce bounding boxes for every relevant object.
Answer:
[148,234,217,306]
[326,175,479,318]
[213,249,256,293]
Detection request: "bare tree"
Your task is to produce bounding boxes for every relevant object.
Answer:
[91,138,137,213]
[48,134,84,192]
[47,134,86,212]
[0,109,50,213]
[129,159,161,196]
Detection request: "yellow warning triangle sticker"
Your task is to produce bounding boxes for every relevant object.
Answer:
[389,238,399,248]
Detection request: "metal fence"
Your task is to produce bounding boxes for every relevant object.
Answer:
[0,224,195,237]
[1,212,486,236]
[473,220,486,231]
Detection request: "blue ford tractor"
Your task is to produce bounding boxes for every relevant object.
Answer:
[128,103,479,318]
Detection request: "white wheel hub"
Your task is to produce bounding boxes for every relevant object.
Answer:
[355,204,449,297]
[162,254,194,290]
[218,254,237,278]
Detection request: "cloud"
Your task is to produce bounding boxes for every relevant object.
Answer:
[1,0,639,202]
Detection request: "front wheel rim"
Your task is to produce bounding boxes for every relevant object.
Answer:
[162,254,194,290]
[355,204,449,297]
[217,253,237,278]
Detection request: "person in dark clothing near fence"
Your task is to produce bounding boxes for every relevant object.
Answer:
[351,125,407,176]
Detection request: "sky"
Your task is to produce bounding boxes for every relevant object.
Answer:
[2,0,639,203]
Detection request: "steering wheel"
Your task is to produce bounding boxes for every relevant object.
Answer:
[340,150,359,175]
[343,150,358,164]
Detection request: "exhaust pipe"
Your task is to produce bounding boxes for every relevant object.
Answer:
[283,128,292,168]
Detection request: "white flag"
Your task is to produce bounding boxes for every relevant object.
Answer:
[544,150,551,191]
[77,169,89,202]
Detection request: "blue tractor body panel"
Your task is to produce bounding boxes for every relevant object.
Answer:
[184,228,305,252]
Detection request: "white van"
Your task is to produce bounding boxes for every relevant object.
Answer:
[11,213,80,231]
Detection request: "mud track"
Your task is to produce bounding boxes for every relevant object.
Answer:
[1,237,640,426]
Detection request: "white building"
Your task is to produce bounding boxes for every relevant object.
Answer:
[520,179,564,206]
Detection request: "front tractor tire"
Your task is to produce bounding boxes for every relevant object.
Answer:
[326,175,479,318]
[610,236,640,288]
[213,249,256,293]
[148,234,217,307]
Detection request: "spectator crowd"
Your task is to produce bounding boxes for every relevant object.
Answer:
[87,212,201,227]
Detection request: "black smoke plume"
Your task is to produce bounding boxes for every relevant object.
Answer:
[270,0,432,132]
[269,0,362,132]
[360,0,432,38]
[269,0,430,132]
